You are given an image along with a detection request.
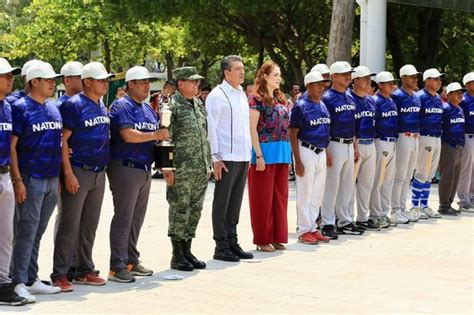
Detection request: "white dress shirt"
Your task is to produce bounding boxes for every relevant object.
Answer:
[206,80,251,162]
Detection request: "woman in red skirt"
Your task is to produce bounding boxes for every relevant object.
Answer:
[248,61,291,252]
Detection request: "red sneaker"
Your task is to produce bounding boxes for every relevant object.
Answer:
[73,272,106,286]
[312,231,330,243]
[298,232,318,245]
[53,276,74,292]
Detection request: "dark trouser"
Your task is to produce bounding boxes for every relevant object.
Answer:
[51,167,105,280]
[439,143,462,208]
[248,164,288,245]
[167,171,208,241]
[212,161,248,246]
[107,163,151,271]
[11,175,58,285]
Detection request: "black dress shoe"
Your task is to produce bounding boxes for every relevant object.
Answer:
[213,248,240,262]
[229,243,254,259]
[438,207,458,216]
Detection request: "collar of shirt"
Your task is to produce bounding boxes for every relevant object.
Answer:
[302,92,322,105]
[124,95,144,107]
[173,90,200,107]
[79,92,104,107]
[221,79,243,94]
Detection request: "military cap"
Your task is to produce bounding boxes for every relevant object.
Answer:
[172,66,205,81]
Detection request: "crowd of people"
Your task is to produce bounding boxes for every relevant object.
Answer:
[0,54,472,307]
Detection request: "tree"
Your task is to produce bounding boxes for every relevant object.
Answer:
[2,0,191,74]
[386,3,474,80]
[121,0,334,87]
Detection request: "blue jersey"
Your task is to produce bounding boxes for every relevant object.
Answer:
[0,99,12,167]
[441,103,465,147]
[322,88,355,138]
[12,96,62,178]
[417,89,443,137]
[6,90,26,105]
[350,90,376,139]
[55,94,71,109]
[290,94,331,148]
[61,93,110,168]
[460,92,474,134]
[391,87,420,133]
[374,93,398,138]
[109,95,159,166]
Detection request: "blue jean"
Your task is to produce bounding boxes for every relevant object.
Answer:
[11,175,58,285]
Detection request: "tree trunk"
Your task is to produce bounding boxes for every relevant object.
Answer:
[416,8,443,72]
[103,39,111,72]
[257,43,264,70]
[327,0,355,65]
[386,6,405,74]
[165,52,174,80]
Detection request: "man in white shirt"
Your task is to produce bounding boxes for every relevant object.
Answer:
[206,55,254,261]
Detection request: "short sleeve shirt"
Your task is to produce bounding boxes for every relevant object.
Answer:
[61,93,110,167]
[109,95,159,166]
[0,99,12,167]
[290,95,330,148]
[12,96,62,178]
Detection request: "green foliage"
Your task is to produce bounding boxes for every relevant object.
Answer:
[1,0,472,89]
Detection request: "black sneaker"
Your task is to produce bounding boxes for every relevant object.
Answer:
[438,207,458,216]
[0,283,27,306]
[337,223,365,235]
[356,220,381,231]
[321,225,338,240]
[108,269,136,283]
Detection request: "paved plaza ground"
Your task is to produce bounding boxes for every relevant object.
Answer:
[1,179,473,314]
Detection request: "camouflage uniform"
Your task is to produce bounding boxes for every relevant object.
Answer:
[167,90,212,240]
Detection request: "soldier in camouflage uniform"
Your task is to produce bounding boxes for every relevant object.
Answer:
[163,67,212,271]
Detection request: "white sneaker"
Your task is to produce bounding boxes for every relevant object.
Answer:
[402,208,419,222]
[391,211,410,224]
[14,283,36,303]
[414,207,429,219]
[27,279,61,295]
[422,206,442,218]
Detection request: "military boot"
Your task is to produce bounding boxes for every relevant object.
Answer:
[170,239,194,271]
[182,239,206,269]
